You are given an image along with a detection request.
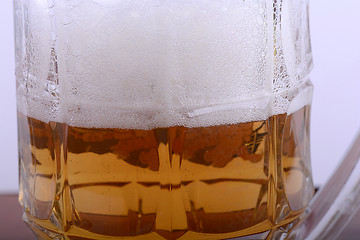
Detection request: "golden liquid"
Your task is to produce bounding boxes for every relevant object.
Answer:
[18,107,313,240]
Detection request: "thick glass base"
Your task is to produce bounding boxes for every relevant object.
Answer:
[23,211,305,240]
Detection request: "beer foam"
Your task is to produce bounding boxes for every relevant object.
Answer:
[16,0,313,129]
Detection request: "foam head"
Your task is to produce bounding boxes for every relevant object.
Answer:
[15,0,313,129]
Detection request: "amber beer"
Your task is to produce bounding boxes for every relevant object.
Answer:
[18,106,313,240]
[15,0,314,239]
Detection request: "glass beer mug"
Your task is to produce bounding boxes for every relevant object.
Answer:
[14,0,360,239]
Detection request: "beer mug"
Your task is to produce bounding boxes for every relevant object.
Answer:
[13,0,360,239]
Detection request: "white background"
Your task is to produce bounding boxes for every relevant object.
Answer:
[0,1,359,193]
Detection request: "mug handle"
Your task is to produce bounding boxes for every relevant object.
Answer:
[292,130,360,240]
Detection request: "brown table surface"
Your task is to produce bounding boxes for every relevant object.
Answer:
[0,194,359,240]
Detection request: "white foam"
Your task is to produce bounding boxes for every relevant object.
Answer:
[16,0,313,129]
